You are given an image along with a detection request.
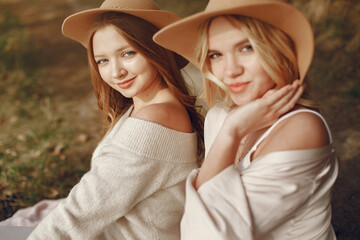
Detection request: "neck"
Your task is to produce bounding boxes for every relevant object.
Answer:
[132,83,170,114]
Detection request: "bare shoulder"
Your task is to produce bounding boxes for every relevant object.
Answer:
[132,103,193,133]
[255,111,330,157]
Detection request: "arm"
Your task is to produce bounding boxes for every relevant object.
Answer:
[27,120,173,239]
[181,110,336,239]
[196,81,303,188]
[182,149,336,239]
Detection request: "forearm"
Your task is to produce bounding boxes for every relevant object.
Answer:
[196,124,242,189]
[184,148,336,239]
[28,155,161,239]
[28,171,122,239]
[196,82,304,190]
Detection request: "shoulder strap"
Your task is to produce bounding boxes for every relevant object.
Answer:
[249,109,333,153]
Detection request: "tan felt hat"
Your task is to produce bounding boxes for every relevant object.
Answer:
[154,0,314,82]
[62,0,188,68]
[62,0,182,47]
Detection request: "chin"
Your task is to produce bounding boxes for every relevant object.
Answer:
[231,97,246,106]
[234,98,254,107]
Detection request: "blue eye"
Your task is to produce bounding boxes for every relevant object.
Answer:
[96,59,108,64]
[209,52,222,60]
[241,45,253,52]
[123,51,136,57]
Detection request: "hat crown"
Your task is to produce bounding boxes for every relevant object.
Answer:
[205,0,285,11]
[153,0,314,82]
[100,0,159,10]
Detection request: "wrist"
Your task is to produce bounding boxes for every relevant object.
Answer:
[221,114,246,143]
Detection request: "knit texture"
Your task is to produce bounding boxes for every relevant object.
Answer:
[27,107,198,240]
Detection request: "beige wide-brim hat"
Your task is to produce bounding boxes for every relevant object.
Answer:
[154,0,314,82]
[62,0,188,68]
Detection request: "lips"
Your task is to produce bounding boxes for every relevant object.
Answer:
[117,77,135,89]
[228,81,250,93]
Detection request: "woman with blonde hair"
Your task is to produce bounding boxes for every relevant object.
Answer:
[17,0,204,239]
[154,0,338,239]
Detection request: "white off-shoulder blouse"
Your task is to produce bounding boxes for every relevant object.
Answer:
[181,104,338,240]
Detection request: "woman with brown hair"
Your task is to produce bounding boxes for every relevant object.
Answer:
[154,0,338,239]
[22,0,204,239]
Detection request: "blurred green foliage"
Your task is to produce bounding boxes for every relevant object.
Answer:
[0,8,88,220]
[156,0,207,17]
[0,8,42,100]
[291,0,360,132]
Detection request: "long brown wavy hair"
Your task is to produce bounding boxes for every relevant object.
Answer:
[87,12,204,162]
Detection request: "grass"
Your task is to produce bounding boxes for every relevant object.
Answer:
[0,7,89,220]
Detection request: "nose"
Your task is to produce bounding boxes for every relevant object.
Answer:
[224,54,243,78]
[111,60,126,79]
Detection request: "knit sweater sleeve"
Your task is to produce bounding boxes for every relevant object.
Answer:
[27,117,196,240]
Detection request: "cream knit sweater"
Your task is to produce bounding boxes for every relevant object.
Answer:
[27,107,198,240]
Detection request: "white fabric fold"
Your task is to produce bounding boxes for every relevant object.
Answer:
[181,106,338,240]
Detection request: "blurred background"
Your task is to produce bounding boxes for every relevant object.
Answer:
[0,0,359,239]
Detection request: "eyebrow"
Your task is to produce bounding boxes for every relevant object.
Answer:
[208,38,250,55]
[94,45,132,58]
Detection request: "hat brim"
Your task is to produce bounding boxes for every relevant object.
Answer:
[62,8,181,48]
[154,2,314,82]
[62,8,189,68]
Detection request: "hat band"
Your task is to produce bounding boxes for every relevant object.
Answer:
[100,0,159,10]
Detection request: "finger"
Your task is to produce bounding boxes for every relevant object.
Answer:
[262,84,294,106]
[277,84,304,114]
[268,79,301,104]
[262,89,276,98]
[269,81,300,110]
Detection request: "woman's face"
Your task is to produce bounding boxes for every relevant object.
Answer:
[92,25,162,100]
[207,17,275,106]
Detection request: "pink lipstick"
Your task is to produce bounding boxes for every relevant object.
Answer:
[117,77,135,89]
[228,81,249,93]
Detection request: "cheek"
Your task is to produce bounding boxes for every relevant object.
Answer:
[98,67,110,84]
[252,63,274,87]
[259,77,275,96]
[210,61,223,80]
[98,69,106,80]
[141,61,158,78]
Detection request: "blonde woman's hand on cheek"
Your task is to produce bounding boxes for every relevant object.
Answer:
[196,80,303,189]
[223,80,303,142]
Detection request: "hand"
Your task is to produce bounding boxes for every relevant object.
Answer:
[195,80,303,189]
[223,80,304,141]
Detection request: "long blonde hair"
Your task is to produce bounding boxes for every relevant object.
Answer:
[87,12,205,160]
[196,15,317,108]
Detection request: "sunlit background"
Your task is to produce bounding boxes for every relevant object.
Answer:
[0,0,359,239]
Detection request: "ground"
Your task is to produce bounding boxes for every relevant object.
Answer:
[0,0,359,239]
